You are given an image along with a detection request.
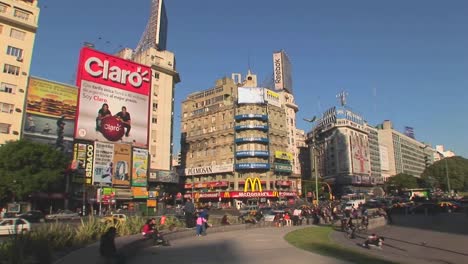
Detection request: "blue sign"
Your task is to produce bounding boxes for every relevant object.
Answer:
[236,151,269,157]
[235,137,269,143]
[235,125,269,131]
[235,114,268,121]
[235,163,270,170]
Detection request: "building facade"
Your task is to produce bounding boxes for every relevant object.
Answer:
[0,0,39,144]
[307,105,384,195]
[377,120,434,179]
[180,72,297,207]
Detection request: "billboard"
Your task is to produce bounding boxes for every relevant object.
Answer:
[72,141,94,184]
[149,170,178,183]
[264,89,281,107]
[132,148,148,187]
[93,142,114,186]
[273,51,293,94]
[112,143,132,186]
[274,151,293,161]
[238,87,264,104]
[24,77,77,138]
[350,133,371,175]
[74,47,151,147]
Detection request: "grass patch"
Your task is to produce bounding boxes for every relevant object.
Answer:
[285,226,397,264]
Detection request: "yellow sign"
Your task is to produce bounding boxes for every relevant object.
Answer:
[244,177,263,192]
[26,77,78,119]
[147,200,157,207]
[272,191,279,197]
[223,192,231,198]
[274,151,293,161]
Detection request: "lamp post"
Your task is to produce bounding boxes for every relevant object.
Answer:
[304,116,319,205]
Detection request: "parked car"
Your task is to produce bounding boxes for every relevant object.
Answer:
[438,201,462,212]
[0,218,31,236]
[100,213,127,225]
[18,210,45,223]
[45,210,80,221]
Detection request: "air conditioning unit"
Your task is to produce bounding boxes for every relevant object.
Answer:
[16,56,23,62]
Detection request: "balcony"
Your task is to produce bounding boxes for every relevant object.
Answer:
[235,150,269,158]
[234,124,268,131]
[235,137,269,144]
[0,6,38,31]
[234,114,268,121]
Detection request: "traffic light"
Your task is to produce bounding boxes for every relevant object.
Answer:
[56,116,65,151]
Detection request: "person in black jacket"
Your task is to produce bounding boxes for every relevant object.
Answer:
[100,227,125,264]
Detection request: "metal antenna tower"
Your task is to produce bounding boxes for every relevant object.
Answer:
[336,90,348,107]
[135,0,165,54]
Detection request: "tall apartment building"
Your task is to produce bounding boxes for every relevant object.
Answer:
[377,120,434,179]
[366,125,382,179]
[306,104,384,195]
[115,0,179,176]
[0,0,39,144]
[180,71,297,206]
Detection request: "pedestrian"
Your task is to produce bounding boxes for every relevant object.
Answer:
[195,213,207,236]
[184,198,196,228]
[99,227,125,264]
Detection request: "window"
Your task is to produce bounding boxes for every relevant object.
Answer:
[0,82,15,94]
[0,123,10,134]
[6,46,23,58]
[154,72,160,79]
[3,64,20,75]
[10,29,25,40]
[0,102,14,113]
[0,3,7,13]
[152,103,158,111]
[14,9,30,21]
[151,117,157,124]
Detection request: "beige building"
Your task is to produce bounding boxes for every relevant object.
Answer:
[0,0,39,144]
[377,120,434,179]
[180,71,297,205]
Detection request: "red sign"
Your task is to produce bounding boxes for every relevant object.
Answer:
[183,191,297,199]
[74,47,151,147]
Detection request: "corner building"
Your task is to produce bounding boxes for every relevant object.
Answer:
[0,0,39,144]
[180,71,297,208]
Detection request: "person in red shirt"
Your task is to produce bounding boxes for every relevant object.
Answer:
[142,219,167,246]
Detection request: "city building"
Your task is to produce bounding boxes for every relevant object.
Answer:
[434,145,456,161]
[377,120,435,179]
[180,71,297,207]
[306,93,384,196]
[0,0,40,144]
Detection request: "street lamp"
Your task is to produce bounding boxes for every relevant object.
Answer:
[304,116,319,205]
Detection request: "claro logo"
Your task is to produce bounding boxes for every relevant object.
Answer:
[244,177,263,192]
[84,57,150,88]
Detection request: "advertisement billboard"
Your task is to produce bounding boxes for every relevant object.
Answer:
[74,47,151,147]
[273,51,293,94]
[72,141,94,184]
[93,141,114,186]
[274,151,293,161]
[132,148,148,187]
[24,77,77,138]
[149,170,178,183]
[237,87,264,104]
[112,143,132,186]
[350,133,371,175]
[264,89,281,107]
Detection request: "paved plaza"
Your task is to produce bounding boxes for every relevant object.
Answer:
[130,226,349,264]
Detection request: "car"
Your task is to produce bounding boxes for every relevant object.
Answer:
[239,205,259,214]
[18,210,45,223]
[438,201,462,212]
[45,210,81,221]
[0,218,31,236]
[100,213,127,224]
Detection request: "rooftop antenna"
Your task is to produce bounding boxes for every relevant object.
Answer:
[336,90,348,107]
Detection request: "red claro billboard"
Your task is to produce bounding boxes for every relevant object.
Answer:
[74,47,151,147]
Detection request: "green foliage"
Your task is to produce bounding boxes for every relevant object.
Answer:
[421,156,468,191]
[0,216,146,264]
[384,173,420,192]
[0,140,70,202]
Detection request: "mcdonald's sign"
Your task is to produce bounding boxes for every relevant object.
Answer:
[244,177,263,192]
[223,192,231,198]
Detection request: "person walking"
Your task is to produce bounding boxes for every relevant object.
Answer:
[184,198,196,228]
[195,213,207,236]
[99,227,125,264]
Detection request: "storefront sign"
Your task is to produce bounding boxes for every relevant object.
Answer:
[184,191,297,199]
[184,164,233,176]
[274,163,292,172]
[274,151,293,161]
[244,177,263,192]
[235,163,270,170]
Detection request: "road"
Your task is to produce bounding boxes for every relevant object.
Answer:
[130,226,349,264]
[332,214,468,264]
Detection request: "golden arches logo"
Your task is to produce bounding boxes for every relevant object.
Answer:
[272,191,279,197]
[244,177,262,192]
[223,192,230,198]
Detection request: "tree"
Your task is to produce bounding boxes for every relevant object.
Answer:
[0,140,70,203]
[421,156,468,191]
[384,173,420,192]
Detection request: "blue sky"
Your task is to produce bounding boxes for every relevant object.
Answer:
[31,0,468,157]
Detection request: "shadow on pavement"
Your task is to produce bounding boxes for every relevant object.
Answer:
[132,239,241,264]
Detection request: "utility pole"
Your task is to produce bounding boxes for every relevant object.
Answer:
[304,116,319,205]
[444,158,451,193]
